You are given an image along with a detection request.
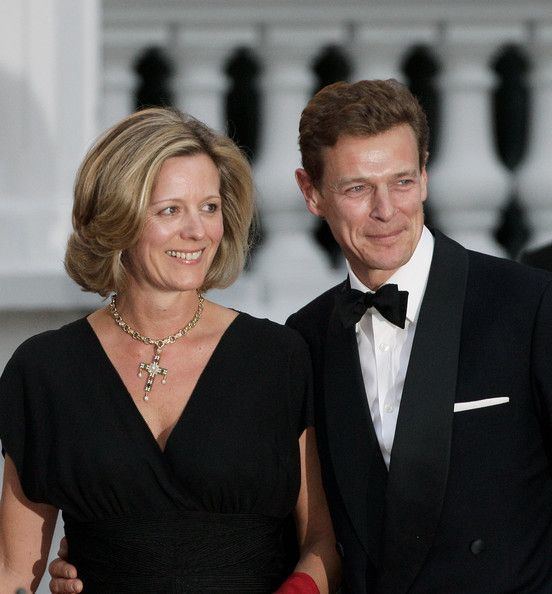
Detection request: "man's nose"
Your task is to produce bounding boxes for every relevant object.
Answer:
[371,185,395,221]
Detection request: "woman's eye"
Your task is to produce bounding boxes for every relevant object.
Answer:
[203,202,219,213]
[159,206,178,215]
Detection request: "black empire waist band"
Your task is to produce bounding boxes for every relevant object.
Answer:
[64,510,290,593]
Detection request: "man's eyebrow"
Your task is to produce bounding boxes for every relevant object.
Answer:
[329,176,369,190]
[330,170,419,189]
[392,169,418,179]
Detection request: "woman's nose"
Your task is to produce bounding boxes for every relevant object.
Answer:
[179,213,206,239]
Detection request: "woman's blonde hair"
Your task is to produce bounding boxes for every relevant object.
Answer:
[65,107,254,297]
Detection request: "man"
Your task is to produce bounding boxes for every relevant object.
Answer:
[287,80,552,593]
[50,80,552,593]
[521,241,552,273]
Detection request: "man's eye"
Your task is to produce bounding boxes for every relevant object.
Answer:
[397,179,414,187]
[346,185,366,195]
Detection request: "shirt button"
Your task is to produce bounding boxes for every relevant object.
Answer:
[470,539,485,555]
[379,343,390,352]
[384,403,394,413]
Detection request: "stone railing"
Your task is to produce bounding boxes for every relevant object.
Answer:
[1,0,551,320]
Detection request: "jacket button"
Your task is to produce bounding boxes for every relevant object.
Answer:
[470,539,485,555]
[335,541,345,558]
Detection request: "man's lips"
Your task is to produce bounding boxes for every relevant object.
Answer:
[367,229,404,240]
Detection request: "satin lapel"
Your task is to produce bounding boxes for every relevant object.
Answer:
[377,232,469,593]
[324,283,388,568]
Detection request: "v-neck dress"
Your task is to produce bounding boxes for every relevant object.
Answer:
[0,313,313,593]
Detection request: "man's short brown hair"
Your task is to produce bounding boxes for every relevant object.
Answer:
[298,79,430,187]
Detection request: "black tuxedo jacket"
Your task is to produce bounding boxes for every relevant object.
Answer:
[287,230,552,593]
[521,242,552,273]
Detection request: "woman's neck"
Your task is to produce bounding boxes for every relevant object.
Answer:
[112,286,203,339]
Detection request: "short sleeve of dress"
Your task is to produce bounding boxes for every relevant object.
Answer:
[288,334,314,436]
[0,340,50,503]
[0,351,27,479]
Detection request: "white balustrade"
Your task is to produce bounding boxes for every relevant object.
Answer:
[253,24,346,321]
[352,24,436,82]
[429,24,525,256]
[175,26,258,131]
[102,25,170,129]
[3,10,552,590]
[518,23,552,249]
[2,1,552,315]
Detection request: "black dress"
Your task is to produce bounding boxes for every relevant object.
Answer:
[0,313,312,593]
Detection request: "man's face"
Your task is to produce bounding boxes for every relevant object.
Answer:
[296,124,427,289]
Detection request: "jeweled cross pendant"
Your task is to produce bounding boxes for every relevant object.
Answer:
[138,348,168,401]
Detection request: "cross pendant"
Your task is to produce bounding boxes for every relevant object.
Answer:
[138,348,168,402]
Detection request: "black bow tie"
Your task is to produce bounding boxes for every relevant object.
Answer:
[338,283,409,329]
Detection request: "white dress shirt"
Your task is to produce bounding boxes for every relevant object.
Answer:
[347,226,434,468]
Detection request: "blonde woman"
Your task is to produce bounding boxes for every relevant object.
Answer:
[0,108,340,593]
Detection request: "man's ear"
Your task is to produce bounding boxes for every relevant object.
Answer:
[295,168,325,217]
[420,165,428,203]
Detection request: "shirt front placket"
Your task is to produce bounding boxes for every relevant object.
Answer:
[372,313,399,459]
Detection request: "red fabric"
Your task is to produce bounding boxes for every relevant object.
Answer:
[274,571,320,593]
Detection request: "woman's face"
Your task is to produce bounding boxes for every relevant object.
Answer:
[126,153,224,295]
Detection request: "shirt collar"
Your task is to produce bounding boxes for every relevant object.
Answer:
[346,225,434,324]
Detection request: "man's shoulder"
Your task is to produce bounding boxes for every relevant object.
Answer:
[432,229,552,291]
[466,246,552,288]
[520,241,552,273]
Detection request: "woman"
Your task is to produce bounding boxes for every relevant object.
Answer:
[0,108,340,593]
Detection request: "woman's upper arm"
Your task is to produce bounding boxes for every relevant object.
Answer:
[294,427,334,545]
[0,454,58,591]
[294,428,341,593]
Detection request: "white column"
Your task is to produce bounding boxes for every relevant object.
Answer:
[102,25,169,130]
[351,24,436,82]
[175,26,258,131]
[51,0,100,254]
[253,25,345,321]
[0,0,102,310]
[429,25,524,256]
[0,0,57,199]
[518,23,552,248]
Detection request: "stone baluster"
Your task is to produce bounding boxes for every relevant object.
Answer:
[253,25,345,322]
[351,24,436,82]
[518,23,552,248]
[429,25,524,256]
[102,25,169,129]
[175,26,258,131]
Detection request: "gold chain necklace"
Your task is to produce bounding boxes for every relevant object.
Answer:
[108,292,205,402]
